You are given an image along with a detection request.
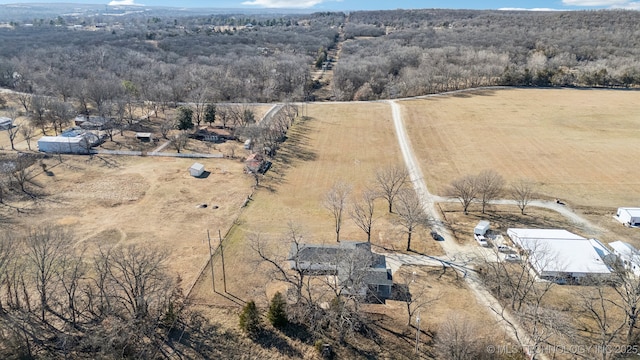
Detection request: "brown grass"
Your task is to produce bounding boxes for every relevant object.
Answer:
[0,154,253,286]
[188,102,436,307]
[187,101,508,358]
[400,88,640,208]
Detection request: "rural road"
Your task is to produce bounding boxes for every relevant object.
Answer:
[388,99,548,360]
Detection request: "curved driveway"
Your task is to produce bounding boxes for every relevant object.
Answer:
[389,99,559,359]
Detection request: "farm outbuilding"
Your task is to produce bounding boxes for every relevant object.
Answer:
[507,228,613,283]
[609,241,640,276]
[189,163,205,177]
[37,132,99,154]
[616,208,640,227]
[135,133,153,142]
[0,117,12,130]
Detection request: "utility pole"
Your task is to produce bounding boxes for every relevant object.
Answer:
[415,310,421,354]
[207,230,215,292]
[218,229,227,293]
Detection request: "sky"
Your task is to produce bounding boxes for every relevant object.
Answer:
[2,0,640,11]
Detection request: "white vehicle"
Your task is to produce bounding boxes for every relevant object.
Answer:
[505,254,521,262]
[497,245,513,253]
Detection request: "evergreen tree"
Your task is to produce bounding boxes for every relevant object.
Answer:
[177,106,194,130]
[204,104,216,126]
[239,300,261,335]
[267,292,288,328]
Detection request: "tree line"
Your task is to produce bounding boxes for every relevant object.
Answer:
[446,169,535,215]
[334,9,640,100]
[3,9,640,105]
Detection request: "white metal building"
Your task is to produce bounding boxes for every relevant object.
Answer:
[609,241,640,276]
[189,163,205,177]
[37,133,99,154]
[616,208,640,227]
[507,228,613,282]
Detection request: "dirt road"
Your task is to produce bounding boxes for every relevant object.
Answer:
[389,99,547,360]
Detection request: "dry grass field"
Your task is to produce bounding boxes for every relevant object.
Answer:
[3,88,640,357]
[0,153,253,286]
[189,102,448,307]
[187,101,509,358]
[400,88,640,209]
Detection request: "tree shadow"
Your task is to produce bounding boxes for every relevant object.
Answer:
[169,317,246,358]
[280,321,313,344]
[263,117,318,192]
[389,283,411,302]
[253,328,303,358]
[483,210,575,231]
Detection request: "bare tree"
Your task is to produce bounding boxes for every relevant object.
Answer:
[57,247,87,327]
[3,107,21,151]
[217,105,230,129]
[610,264,640,345]
[395,268,440,326]
[11,155,36,194]
[447,175,478,215]
[433,314,488,360]
[103,244,171,320]
[575,281,626,360]
[171,131,189,153]
[475,169,504,213]
[24,225,72,322]
[160,118,175,140]
[29,95,50,134]
[19,125,34,151]
[395,188,427,251]
[0,232,17,312]
[511,179,536,215]
[375,165,408,213]
[15,89,31,114]
[250,223,311,305]
[0,173,7,204]
[349,189,377,242]
[323,181,352,242]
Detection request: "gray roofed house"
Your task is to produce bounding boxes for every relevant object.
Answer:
[0,117,12,130]
[289,241,393,302]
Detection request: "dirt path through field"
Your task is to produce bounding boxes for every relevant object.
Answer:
[389,99,548,359]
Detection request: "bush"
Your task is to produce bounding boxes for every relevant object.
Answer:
[267,292,288,328]
[238,300,261,335]
[314,339,333,359]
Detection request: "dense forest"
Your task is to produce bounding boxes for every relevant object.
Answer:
[334,9,640,100]
[1,9,640,105]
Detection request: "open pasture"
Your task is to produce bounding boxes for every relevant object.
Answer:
[0,154,252,286]
[189,101,448,308]
[400,88,640,209]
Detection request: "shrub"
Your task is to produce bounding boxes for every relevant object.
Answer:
[267,292,288,328]
[238,300,261,335]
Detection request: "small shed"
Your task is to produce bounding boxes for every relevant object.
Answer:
[189,162,205,177]
[136,132,153,142]
[616,208,640,226]
[245,153,265,173]
[474,220,490,236]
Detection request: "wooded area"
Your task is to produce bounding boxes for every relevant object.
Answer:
[1,9,640,105]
